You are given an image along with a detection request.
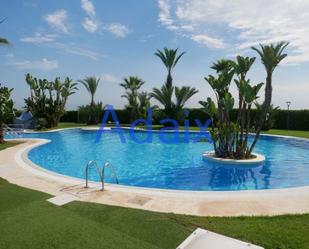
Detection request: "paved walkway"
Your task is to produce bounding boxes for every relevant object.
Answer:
[1,139,309,216]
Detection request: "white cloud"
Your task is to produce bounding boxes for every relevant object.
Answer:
[158,0,174,27]
[104,23,129,38]
[81,0,96,17]
[80,0,130,37]
[82,17,99,33]
[20,33,57,44]
[191,34,225,49]
[101,73,119,83]
[11,58,58,71]
[44,9,68,33]
[53,42,104,60]
[158,0,309,63]
[81,0,99,33]
[19,34,103,60]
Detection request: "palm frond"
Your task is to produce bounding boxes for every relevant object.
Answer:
[149,85,173,108]
[155,47,185,70]
[174,51,185,68]
[0,37,9,45]
[175,86,198,108]
[78,76,100,104]
[251,42,289,72]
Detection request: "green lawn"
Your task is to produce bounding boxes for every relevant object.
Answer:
[261,129,309,139]
[56,122,91,129]
[0,141,22,151]
[0,178,308,249]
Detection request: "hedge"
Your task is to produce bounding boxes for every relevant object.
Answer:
[273,110,309,130]
[60,108,309,131]
[60,109,132,124]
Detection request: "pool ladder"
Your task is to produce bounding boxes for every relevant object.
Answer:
[85,161,119,191]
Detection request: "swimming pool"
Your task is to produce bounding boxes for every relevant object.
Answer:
[7,128,309,191]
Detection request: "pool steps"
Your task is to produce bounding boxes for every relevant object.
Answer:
[85,160,119,191]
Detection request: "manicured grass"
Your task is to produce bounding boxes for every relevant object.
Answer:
[0,178,308,249]
[56,122,92,129]
[261,129,309,139]
[0,141,22,151]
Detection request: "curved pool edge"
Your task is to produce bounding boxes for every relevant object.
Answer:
[16,137,309,195]
[1,137,308,216]
[25,126,309,141]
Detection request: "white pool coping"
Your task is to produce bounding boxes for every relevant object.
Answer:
[1,128,309,216]
[203,152,266,165]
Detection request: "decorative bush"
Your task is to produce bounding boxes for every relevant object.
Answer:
[24,74,78,128]
[78,102,104,125]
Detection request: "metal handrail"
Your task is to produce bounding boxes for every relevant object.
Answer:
[85,160,119,191]
[3,124,24,136]
[85,160,104,190]
[3,123,13,132]
[101,161,119,191]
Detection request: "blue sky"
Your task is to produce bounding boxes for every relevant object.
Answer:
[1,0,309,110]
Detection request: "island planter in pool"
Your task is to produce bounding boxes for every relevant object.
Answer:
[202,151,266,165]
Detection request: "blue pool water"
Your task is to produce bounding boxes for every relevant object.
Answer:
[6,128,309,191]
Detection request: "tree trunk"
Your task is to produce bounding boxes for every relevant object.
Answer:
[210,118,217,153]
[91,95,95,107]
[244,104,251,157]
[237,103,246,158]
[89,95,96,124]
[0,121,4,144]
[240,103,246,143]
[236,96,243,152]
[249,72,272,154]
[166,69,173,89]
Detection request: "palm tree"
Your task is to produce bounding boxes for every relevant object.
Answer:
[120,76,145,96]
[78,76,100,124]
[0,18,9,45]
[150,84,174,118]
[78,76,100,107]
[137,91,152,119]
[249,42,289,153]
[0,84,13,143]
[0,19,10,142]
[120,76,145,121]
[175,86,198,111]
[155,48,185,89]
[0,37,8,44]
[60,77,78,110]
[150,85,198,121]
[232,56,256,154]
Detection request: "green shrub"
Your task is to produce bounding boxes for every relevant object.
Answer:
[78,102,104,125]
[60,111,79,123]
[60,108,309,131]
[35,118,47,130]
[24,74,78,128]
